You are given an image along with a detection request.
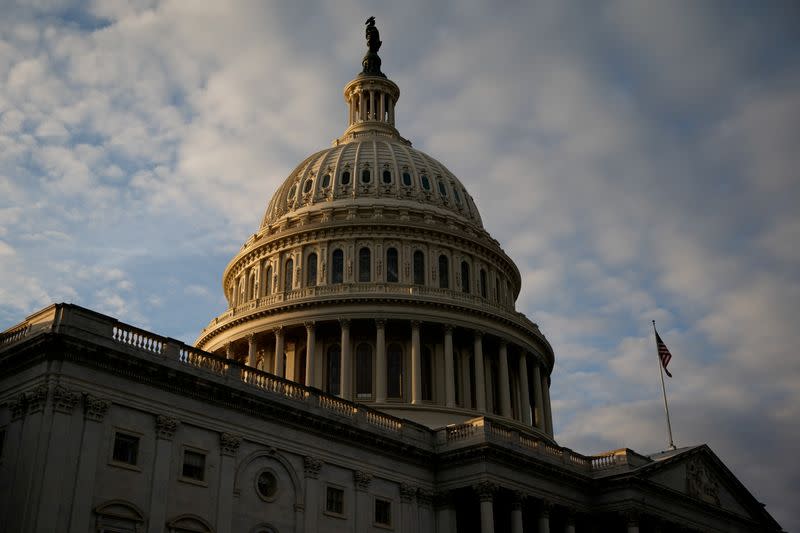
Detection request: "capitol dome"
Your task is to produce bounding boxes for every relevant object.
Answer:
[196,26,555,437]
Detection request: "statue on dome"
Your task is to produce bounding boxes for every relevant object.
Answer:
[361,16,385,77]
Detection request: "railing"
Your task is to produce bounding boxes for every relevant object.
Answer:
[113,325,164,354]
[0,323,31,346]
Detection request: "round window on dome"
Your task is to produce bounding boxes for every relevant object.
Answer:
[255,470,278,501]
[402,171,412,187]
[321,173,331,188]
[437,177,447,197]
[361,169,371,184]
[287,185,297,200]
[420,174,431,191]
[303,178,314,194]
[382,169,392,184]
[341,170,351,185]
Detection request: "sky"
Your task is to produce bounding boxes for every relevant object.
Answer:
[1,0,798,528]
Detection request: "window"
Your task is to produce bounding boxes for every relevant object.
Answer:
[341,170,351,185]
[421,347,433,401]
[453,185,462,205]
[112,432,140,466]
[382,169,392,184]
[438,255,449,289]
[332,249,344,284]
[303,178,314,193]
[326,344,341,395]
[413,251,425,285]
[494,275,500,302]
[256,470,278,501]
[248,271,256,300]
[284,259,294,291]
[265,265,273,295]
[326,486,344,515]
[374,498,392,527]
[402,171,412,186]
[386,248,398,282]
[182,450,206,481]
[361,168,371,184]
[358,247,371,282]
[387,343,403,399]
[287,185,297,200]
[461,261,470,294]
[321,173,331,188]
[480,269,487,298]
[437,177,447,197]
[307,253,318,287]
[420,174,431,191]
[355,343,373,399]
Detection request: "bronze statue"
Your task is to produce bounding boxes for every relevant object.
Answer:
[365,16,382,53]
[361,16,385,77]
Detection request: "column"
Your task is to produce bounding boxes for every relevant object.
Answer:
[247,334,257,367]
[340,319,352,400]
[273,328,285,378]
[305,322,316,388]
[216,433,242,533]
[369,90,375,119]
[532,363,545,430]
[537,500,551,533]
[417,490,434,533]
[68,395,111,532]
[411,321,422,404]
[498,341,512,417]
[474,481,496,533]
[149,415,179,533]
[354,471,373,532]
[435,492,457,533]
[444,326,455,408]
[542,371,554,435]
[400,483,417,533]
[225,342,233,360]
[303,456,322,533]
[564,509,576,533]
[626,511,640,533]
[473,331,486,411]
[375,319,387,402]
[510,491,524,533]
[518,352,532,425]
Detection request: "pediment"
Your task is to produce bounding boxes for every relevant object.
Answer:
[642,448,753,517]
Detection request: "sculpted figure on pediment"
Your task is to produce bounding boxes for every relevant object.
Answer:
[687,458,720,506]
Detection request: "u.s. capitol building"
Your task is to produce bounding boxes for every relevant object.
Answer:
[0,19,782,533]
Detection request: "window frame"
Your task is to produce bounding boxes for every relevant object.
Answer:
[254,468,279,502]
[373,496,393,529]
[331,249,344,284]
[358,247,372,282]
[355,342,374,400]
[306,252,318,287]
[413,250,425,285]
[438,254,450,289]
[386,247,399,283]
[179,446,208,486]
[324,484,346,518]
[108,428,143,472]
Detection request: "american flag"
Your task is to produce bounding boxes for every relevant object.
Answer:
[655,329,673,378]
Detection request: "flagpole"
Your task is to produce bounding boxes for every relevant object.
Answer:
[653,320,676,450]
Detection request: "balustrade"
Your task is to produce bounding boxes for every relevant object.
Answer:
[112,325,164,354]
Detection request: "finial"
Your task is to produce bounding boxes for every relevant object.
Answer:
[361,16,386,77]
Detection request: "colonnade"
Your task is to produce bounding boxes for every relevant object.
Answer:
[226,317,553,433]
[348,87,396,126]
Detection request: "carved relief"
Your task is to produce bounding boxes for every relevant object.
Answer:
[304,456,323,479]
[84,394,111,422]
[473,481,497,502]
[354,470,373,491]
[155,414,179,440]
[687,458,720,506]
[25,384,49,414]
[416,488,433,507]
[10,394,26,420]
[399,482,416,502]
[52,384,81,414]
[220,432,242,456]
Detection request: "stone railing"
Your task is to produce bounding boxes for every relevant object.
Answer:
[202,282,541,338]
[437,417,643,476]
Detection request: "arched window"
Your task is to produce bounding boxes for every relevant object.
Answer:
[303,178,314,193]
[248,271,257,300]
[437,177,447,197]
[358,247,371,282]
[421,346,433,401]
[480,269,487,298]
[382,169,392,184]
[402,171,412,186]
[321,173,331,188]
[284,259,293,291]
[341,170,351,185]
[306,253,318,287]
[265,265,273,295]
[361,168,371,184]
[387,343,403,399]
[386,248,399,283]
[420,174,431,191]
[438,254,449,289]
[460,261,470,294]
[413,251,425,285]
[331,249,344,284]
[326,344,341,395]
[355,343,373,399]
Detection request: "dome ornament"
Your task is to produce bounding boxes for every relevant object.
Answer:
[361,16,385,78]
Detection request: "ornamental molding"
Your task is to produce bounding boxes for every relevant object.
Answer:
[155,414,179,440]
[303,456,323,479]
[25,384,49,414]
[416,488,433,507]
[220,432,243,456]
[52,384,81,414]
[353,470,373,491]
[10,393,27,420]
[687,458,721,506]
[84,394,111,422]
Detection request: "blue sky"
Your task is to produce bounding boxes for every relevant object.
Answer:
[1,1,798,528]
